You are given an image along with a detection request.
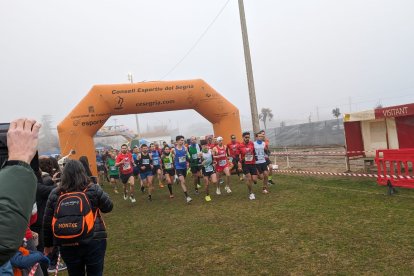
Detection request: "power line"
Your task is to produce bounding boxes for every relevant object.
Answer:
[159,0,231,80]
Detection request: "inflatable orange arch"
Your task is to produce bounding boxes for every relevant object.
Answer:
[57,79,242,176]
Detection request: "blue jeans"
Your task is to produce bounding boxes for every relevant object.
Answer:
[0,261,13,275]
[60,239,106,276]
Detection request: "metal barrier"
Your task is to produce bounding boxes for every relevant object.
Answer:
[375,149,414,194]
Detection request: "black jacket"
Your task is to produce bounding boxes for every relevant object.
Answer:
[31,174,56,230]
[43,184,113,247]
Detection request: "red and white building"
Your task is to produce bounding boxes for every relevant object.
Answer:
[344,103,414,157]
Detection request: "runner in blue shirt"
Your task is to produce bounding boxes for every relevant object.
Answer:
[171,135,192,204]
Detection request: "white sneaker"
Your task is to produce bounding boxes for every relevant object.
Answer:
[123,193,128,200]
[219,179,224,185]
[216,188,221,195]
[186,196,192,203]
[249,193,256,200]
[262,189,269,194]
[130,196,136,203]
[225,186,232,194]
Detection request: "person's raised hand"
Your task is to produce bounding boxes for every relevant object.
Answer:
[7,118,41,164]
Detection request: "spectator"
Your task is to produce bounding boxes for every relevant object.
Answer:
[0,118,41,266]
[43,159,113,276]
[79,155,98,184]
[33,157,67,274]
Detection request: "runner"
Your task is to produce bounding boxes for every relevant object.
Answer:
[188,136,202,194]
[150,143,164,188]
[95,150,105,184]
[132,146,145,193]
[171,135,192,203]
[161,145,175,198]
[207,136,215,149]
[115,144,136,203]
[238,131,257,200]
[212,136,232,195]
[260,130,274,185]
[199,140,218,202]
[254,132,270,194]
[227,134,243,181]
[106,151,119,194]
[137,144,154,201]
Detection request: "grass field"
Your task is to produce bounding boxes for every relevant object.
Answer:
[89,174,414,275]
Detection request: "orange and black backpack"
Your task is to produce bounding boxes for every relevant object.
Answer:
[52,188,95,244]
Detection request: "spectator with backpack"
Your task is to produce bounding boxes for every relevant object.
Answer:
[43,159,113,276]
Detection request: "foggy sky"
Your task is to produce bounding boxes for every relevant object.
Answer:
[1,0,414,136]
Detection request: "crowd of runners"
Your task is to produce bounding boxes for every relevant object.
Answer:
[95,130,275,203]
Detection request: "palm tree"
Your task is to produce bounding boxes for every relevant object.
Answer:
[259,108,274,130]
[332,107,341,126]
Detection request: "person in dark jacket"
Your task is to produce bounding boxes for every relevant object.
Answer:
[79,155,98,184]
[33,157,66,274]
[43,159,113,276]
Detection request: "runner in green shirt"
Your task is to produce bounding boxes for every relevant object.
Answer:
[188,136,202,194]
[106,151,119,194]
[161,145,175,198]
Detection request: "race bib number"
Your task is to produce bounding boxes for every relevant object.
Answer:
[205,165,213,172]
[245,154,253,162]
[143,159,150,165]
[165,163,172,169]
[123,162,131,170]
[153,159,159,166]
[192,154,198,160]
[178,156,186,163]
[219,160,227,166]
[110,166,116,171]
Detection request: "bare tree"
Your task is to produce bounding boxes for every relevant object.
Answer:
[259,108,274,130]
[38,115,59,154]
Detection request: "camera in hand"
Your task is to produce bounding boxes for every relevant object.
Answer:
[0,123,39,173]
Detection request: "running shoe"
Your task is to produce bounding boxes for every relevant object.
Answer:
[219,179,224,185]
[169,194,175,199]
[114,188,119,194]
[159,182,164,188]
[216,188,221,195]
[205,195,212,202]
[140,186,145,193]
[197,184,202,189]
[249,193,256,200]
[262,189,269,194]
[47,263,67,273]
[123,193,128,200]
[186,196,192,203]
[268,179,275,185]
[195,189,199,195]
[130,196,136,203]
[225,186,232,194]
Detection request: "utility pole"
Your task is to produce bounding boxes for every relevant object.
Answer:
[128,72,140,138]
[238,0,260,133]
[316,106,320,121]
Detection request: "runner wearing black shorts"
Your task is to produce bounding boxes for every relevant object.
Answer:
[188,136,202,194]
[137,144,154,201]
[200,140,218,202]
[161,146,175,198]
[238,132,258,200]
[116,144,136,203]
